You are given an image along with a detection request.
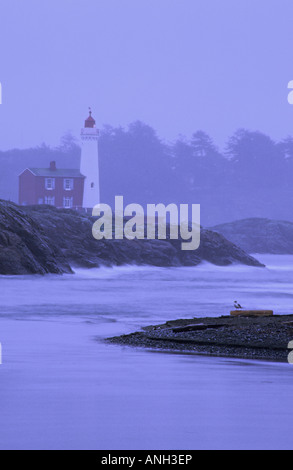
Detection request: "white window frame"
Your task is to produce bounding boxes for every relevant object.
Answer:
[63,196,73,208]
[45,196,55,206]
[45,178,55,190]
[64,178,74,191]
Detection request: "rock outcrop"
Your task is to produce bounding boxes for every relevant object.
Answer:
[0,201,264,275]
[0,200,72,275]
[211,218,293,254]
[106,314,293,362]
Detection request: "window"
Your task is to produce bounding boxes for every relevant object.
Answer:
[44,196,55,206]
[63,196,73,208]
[64,178,74,191]
[45,178,55,190]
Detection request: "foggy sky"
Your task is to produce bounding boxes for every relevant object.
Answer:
[0,0,293,151]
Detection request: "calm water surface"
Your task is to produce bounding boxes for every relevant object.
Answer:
[0,254,292,450]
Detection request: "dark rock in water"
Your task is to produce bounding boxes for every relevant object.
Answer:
[210,218,293,254]
[23,204,264,269]
[185,228,263,266]
[107,314,293,362]
[0,200,72,275]
[0,200,264,275]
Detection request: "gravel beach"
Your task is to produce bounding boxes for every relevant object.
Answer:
[106,314,293,362]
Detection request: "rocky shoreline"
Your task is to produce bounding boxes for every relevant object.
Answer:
[0,200,264,275]
[106,314,293,362]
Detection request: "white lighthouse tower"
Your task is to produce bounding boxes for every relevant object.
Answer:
[80,108,100,210]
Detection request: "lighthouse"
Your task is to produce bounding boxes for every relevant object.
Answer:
[80,108,100,210]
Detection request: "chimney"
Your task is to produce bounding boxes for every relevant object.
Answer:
[50,161,56,171]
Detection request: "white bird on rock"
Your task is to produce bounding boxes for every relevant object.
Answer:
[234,301,243,309]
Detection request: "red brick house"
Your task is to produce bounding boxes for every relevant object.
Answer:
[19,161,85,209]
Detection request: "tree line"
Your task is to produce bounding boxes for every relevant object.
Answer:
[1,121,293,225]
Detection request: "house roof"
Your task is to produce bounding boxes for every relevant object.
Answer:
[26,168,85,178]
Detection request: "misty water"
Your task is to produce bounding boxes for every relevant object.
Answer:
[0,254,293,450]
